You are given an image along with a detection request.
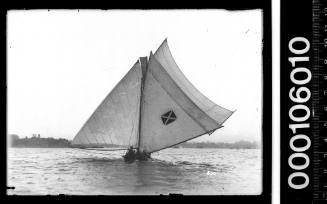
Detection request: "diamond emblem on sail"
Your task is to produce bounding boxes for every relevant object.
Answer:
[161,110,177,125]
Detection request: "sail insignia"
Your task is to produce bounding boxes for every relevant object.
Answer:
[161,110,177,125]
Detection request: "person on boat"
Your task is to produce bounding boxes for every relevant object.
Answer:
[135,149,150,160]
[128,146,136,155]
[124,146,136,161]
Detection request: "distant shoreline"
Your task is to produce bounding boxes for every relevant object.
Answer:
[8,134,260,149]
[9,134,72,148]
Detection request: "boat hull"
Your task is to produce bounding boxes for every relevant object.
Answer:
[123,151,151,162]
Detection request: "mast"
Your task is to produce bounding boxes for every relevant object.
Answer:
[137,56,148,152]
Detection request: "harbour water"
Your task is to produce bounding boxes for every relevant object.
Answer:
[7,148,262,195]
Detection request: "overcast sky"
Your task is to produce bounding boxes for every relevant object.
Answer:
[7,9,263,143]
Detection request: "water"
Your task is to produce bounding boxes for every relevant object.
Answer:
[7,148,262,195]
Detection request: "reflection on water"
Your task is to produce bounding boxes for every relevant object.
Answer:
[7,148,262,195]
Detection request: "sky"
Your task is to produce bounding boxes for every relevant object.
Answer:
[7,9,263,143]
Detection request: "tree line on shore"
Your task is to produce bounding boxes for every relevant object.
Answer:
[8,134,260,149]
[9,134,71,148]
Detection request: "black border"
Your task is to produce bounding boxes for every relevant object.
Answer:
[280,0,315,203]
[3,1,272,203]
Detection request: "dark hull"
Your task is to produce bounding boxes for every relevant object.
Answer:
[123,151,151,162]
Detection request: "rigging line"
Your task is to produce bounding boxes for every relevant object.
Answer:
[121,72,133,111]
[158,43,209,109]
[148,126,222,154]
[104,91,122,145]
[217,109,236,126]
[108,133,114,145]
[73,135,80,144]
[82,129,92,145]
[205,104,231,114]
[100,134,107,144]
[121,76,133,146]
[75,126,90,144]
[93,100,109,144]
[129,113,136,147]
[123,64,141,125]
[76,148,125,158]
[84,112,101,145]
[78,128,87,144]
[111,88,127,144]
[121,72,138,147]
[107,123,114,145]
[108,106,117,144]
[101,102,114,145]
[90,120,101,145]
[78,135,84,145]
[73,121,91,145]
[93,115,107,144]
[75,148,122,159]
[82,148,130,151]
[88,127,100,145]
[72,148,104,157]
[119,85,131,140]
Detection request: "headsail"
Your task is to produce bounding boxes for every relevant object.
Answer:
[72,60,143,148]
[138,40,234,153]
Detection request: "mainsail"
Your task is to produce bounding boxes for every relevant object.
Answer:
[72,39,234,153]
[153,39,234,124]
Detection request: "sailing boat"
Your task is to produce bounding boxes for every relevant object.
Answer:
[72,39,234,161]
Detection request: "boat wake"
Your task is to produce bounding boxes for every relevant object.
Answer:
[148,158,233,173]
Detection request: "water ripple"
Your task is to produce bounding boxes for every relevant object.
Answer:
[7,148,262,195]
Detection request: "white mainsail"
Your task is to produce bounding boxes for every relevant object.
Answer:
[138,42,233,153]
[72,60,143,148]
[72,39,234,153]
